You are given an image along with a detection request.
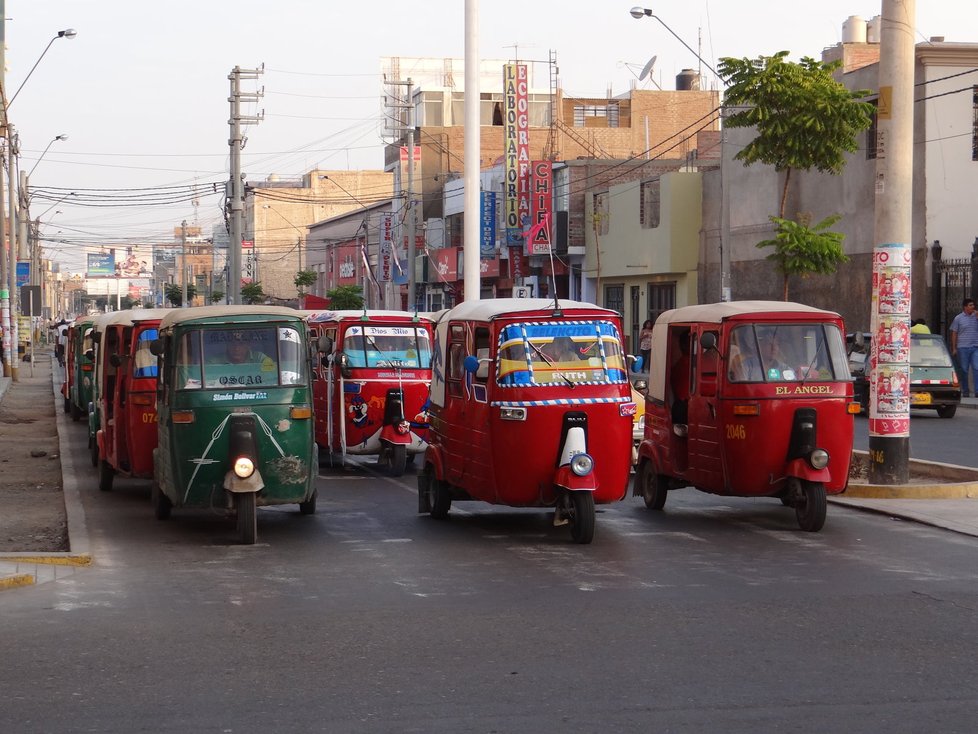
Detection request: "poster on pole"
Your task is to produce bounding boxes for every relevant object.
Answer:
[869,242,911,438]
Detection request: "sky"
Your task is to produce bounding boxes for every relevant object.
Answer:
[8,0,978,275]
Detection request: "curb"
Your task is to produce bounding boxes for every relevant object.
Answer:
[0,356,91,590]
[845,451,978,499]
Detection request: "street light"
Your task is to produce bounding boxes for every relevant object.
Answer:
[28,134,68,179]
[8,29,78,109]
[629,7,729,300]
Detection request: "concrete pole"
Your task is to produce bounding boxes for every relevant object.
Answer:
[406,79,415,311]
[228,68,243,306]
[0,0,10,377]
[181,220,188,307]
[462,0,481,303]
[868,0,915,484]
[7,122,19,379]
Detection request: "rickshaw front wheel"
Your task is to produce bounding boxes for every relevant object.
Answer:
[299,489,317,515]
[637,461,667,510]
[236,493,258,545]
[569,492,595,544]
[98,460,115,492]
[388,445,407,477]
[151,481,171,521]
[795,480,827,532]
[421,465,451,519]
[89,435,99,468]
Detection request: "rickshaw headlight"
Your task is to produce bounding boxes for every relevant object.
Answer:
[570,453,594,477]
[233,456,256,478]
[808,448,829,470]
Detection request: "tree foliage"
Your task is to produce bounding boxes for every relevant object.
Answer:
[326,285,364,310]
[757,213,848,300]
[294,270,318,294]
[164,283,197,307]
[241,282,266,305]
[718,51,872,298]
[209,290,225,304]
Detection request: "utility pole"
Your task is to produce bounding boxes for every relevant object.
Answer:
[0,1,11,379]
[181,220,188,308]
[227,65,263,305]
[6,122,19,379]
[463,0,481,303]
[868,0,916,484]
[405,79,416,311]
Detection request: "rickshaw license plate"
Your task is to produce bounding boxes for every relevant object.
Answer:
[911,392,932,405]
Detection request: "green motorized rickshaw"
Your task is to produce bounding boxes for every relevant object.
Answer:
[62,315,96,422]
[151,306,318,544]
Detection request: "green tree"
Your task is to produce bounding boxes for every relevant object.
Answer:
[164,283,197,307]
[326,284,364,309]
[120,296,140,310]
[209,290,225,304]
[294,270,318,295]
[718,51,873,299]
[241,282,265,305]
[756,213,848,301]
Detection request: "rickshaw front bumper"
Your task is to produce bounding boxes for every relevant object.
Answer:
[783,457,832,484]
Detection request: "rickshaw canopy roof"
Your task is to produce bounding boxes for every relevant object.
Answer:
[92,308,172,333]
[305,309,433,325]
[648,301,844,402]
[158,305,304,330]
[435,298,618,324]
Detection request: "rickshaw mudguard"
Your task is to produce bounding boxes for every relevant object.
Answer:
[379,423,412,445]
[553,465,598,492]
[783,458,832,484]
[223,470,265,493]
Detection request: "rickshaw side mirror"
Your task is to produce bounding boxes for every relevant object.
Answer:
[317,334,333,354]
[634,378,648,393]
[854,332,866,348]
[84,349,95,361]
[109,353,123,368]
[338,352,352,379]
[149,338,164,356]
[320,354,330,368]
[700,332,718,351]
[463,355,480,374]
[91,332,102,345]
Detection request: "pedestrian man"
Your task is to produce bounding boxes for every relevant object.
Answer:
[950,298,978,397]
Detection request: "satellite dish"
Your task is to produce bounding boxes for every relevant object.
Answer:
[639,55,657,81]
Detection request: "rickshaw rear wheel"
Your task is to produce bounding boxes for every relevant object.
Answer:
[63,395,71,414]
[299,489,317,515]
[637,461,667,510]
[569,492,595,544]
[389,445,407,477]
[236,493,258,545]
[795,480,827,532]
[90,436,99,468]
[70,402,82,422]
[98,460,114,492]
[151,481,171,520]
[422,465,451,519]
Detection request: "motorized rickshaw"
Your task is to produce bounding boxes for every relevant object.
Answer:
[306,310,434,476]
[151,306,318,544]
[61,315,96,422]
[418,298,635,544]
[89,308,170,491]
[634,301,857,532]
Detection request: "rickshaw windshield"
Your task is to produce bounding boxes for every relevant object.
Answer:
[81,327,94,357]
[176,326,307,389]
[496,321,627,386]
[728,323,850,383]
[342,324,432,369]
[133,328,159,378]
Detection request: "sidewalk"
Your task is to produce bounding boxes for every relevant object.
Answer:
[0,353,91,590]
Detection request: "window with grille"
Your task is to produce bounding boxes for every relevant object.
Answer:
[640,180,660,228]
[973,86,978,161]
[573,102,620,128]
[604,284,624,317]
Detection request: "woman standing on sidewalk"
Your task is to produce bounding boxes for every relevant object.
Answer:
[638,319,653,373]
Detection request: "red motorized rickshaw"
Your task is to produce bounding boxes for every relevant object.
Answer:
[634,301,858,532]
[307,310,434,476]
[92,308,170,491]
[418,298,635,544]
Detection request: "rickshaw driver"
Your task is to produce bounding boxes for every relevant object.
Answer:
[759,336,795,380]
[222,337,271,366]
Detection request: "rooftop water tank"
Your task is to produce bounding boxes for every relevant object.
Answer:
[867,15,882,44]
[676,69,700,91]
[842,15,867,44]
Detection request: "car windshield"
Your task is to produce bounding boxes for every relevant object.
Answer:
[342,324,432,369]
[496,321,627,386]
[910,335,953,367]
[728,323,849,382]
[176,326,306,389]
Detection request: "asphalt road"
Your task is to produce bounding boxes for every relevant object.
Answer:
[853,404,978,465]
[2,418,978,732]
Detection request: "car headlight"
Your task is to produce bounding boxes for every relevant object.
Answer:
[570,453,594,477]
[808,448,829,470]
[233,456,256,478]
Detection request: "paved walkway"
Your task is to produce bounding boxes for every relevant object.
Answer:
[1,369,976,590]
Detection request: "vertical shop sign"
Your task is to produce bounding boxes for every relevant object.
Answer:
[480,191,497,258]
[527,160,552,255]
[503,63,530,247]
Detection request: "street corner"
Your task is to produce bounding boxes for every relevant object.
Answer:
[0,555,89,592]
[0,571,35,591]
[846,451,978,499]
